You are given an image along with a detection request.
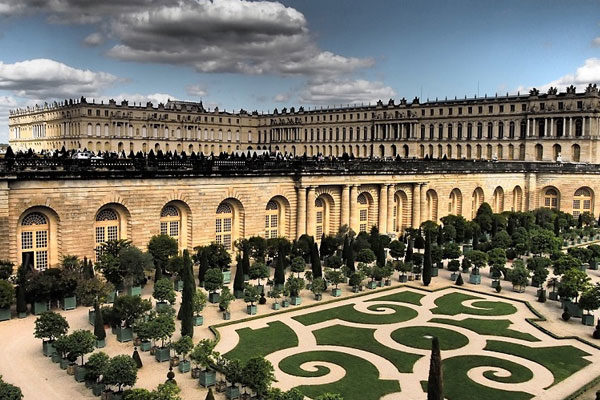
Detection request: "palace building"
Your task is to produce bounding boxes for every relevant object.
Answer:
[2,84,600,270]
[7,84,600,163]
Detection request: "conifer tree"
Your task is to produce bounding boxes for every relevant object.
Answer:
[179,250,195,338]
[405,239,413,263]
[423,233,432,286]
[233,256,245,296]
[242,245,251,278]
[427,336,443,400]
[94,301,106,341]
[205,388,215,400]
[311,242,322,278]
[197,247,209,285]
[375,237,386,268]
[346,240,356,273]
[16,284,27,316]
[274,255,285,286]
[455,273,464,286]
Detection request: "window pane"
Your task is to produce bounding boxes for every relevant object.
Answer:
[36,251,48,271]
[160,222,168,235]
[36,230,48,249]
[170,221,179,237]
[107,226,118,241]
[95,226,105,243]
[21,231,33,249]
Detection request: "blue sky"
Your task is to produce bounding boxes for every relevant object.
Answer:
[0,0,599,142]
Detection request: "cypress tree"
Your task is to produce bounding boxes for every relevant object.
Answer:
[205,388,215,400]
[346,240,356,273]
[233,256,245,296]
[16,284,27,316]
[319,234,326,257]
[94,301,106,341]
[376,238,386,268]
[423,233,432,286]
[83,257,94,279]
[405,240,413,263]
[274,255,285,286]
[311,242,322,278]
[242,246,251,278]
[198,247,209,285]
[179,250,195,338]
[427,336,443,400]
[437,226,444,246]
[342,236,349,263]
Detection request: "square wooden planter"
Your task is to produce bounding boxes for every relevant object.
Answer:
[62,296,76,311]
[290,296,302,306]
[247,305,257,315]
[33,301,48,315]
[193,315,204,326]
[272,302,280,310]
[155,347,171,362]
[75,365,87,382]
[127,286,142,296]
[198,370,216,387]
[43,341,56,357]
[332,288,342,297]
[208,292,220,304]
[178,359,191,373]
[116,326,133,343]
[140,341,152,352]
[469,274,481,285]
[222,270,232,284]
[226,385,241,399]
[582,314,595,326]
[0,308,10,321]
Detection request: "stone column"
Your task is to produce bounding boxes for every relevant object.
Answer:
[550,117,553,137]
[419,183,427,224]
[350,185,359,233]
[296,186,306,239]
[341,184,350,229]
[569,117,572,137]
[386,184,395,234]
[412,182,421,228]
[543,118,547,137]
[563,117,566,137]
[306,187,316,238]
[526,118,530,137]
[378,184,388,233]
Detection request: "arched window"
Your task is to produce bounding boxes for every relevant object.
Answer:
[95,208,119,259]
[315,197,326,238]
[265,201,279,239]
[573,188,593,218]
[543,188,559,210]
[216,203,233,250]
[20,212,49,270]
[513,186,523,212]
[393,191,409,233]
[472,188,484,219]
[535,144,543,161]
[357,193,370,232]
[492,187,504,213]
[553,144,561,161]
[160,205,180,242]
[449,189,462,216]
[572,144,581,162]
[426,190,438,222]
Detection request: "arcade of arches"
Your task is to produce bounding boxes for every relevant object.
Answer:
[4,171,600,269]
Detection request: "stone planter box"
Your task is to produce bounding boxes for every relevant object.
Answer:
[450,272,459,281]
[0,308,10,321]
[127,286,142,296]
[226,385,241,399]
[491,280,500,289]
[563,300,583,318]
[60,358,70,370]
[332,288,342,297]
[62,295,76,311]
[33,301,48,315]
[116,326,133,343]
[92,383,105,396]
[582,314,595,326]
[512,284,526,293]
[75,365,87,382]
[51,352,61,363]
[43,340,56,357]
[222,311,231,320]
[367,281,377,289]
[272,302,280,310]
[431,267,438,277]
[155,347,171,362]
[222,270,232,284]
[155,301,171,312]
[96,339,106,348]
[549,291,559,301]
[174,280,184,292]
[140,340,152,352]
[314,293,323,301]
[399,275,408,283]
[193,315,204,326]
[208,292,220,304]
[247,305,257,315]
[281,300,290,308]
[469,274,481,285]
[178,359,191,373]
[290,296,302,306]
[199,370,216,387]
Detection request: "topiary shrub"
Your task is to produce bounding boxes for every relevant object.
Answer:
[562,311,571,321]
[455,273,464,286]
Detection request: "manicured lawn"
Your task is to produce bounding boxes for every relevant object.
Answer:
[391,325,469,350]
[224,321,298,363]
[429,317,539,342]
[293,303,417,326]
[278,350,400,400]
[313,325,422,373]
[443,355,534,400]
[431,292,517,316]
[369,290,425,305]
[484,340,592,388]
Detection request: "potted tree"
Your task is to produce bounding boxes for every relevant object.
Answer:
[244,284,261,315]
[204,268,224,304]
[382,262,394,286]
[133,319,153,352]
[85,351,109,395]
[93,302,107,348]
[394,261,410,283]
[172,335,194,373]
[53,334,73,370]
[153,278,176,312]
[242,356,275,399]
[326,269,344,297]
[285,276,305,305]
[224,359,243,400]
[268,287,282,310]
[193,289,207,326]
[311,277,326,300]
[151,311,175,362]
[558,268,590,318]
[67,329,96,382]
[290,256,306,279]
[448,260,460,281]
[412,254,423,280]
[119,246,153,296]
[579,284,600,326]
[0,280,14,321]
[219,287,235,320]
[34,311,69,356]
[102,355,138,399]
[167,255,185,292]
[356,249,376,266]
[59,265,78,311]
[112,295,152,343]
[466,250,487,285]
[509,261,529,293]
[349,272,363,293]
[190,339,218,387]
[249,262,269,294]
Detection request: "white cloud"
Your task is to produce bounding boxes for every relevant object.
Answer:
[273,93,290,102]
[0,58,119,99]
[537,58,600,91]
[83,32,104,47]
[300,79,396,105]
[592,37,600,48]
[185,84,207,97]
[0,95,19,143]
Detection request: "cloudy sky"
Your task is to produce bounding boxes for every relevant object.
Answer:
[0,0,599,142]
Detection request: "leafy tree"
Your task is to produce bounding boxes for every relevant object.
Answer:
[219,287,235,312]
[509,262,530,288]
[248,236,268,262]
[148,235,178,279]
[224,359,244,390]
[67,329,96,365]
[553,255,581,275]
[389,240,405,259]
[0,261,14,280]
[204,268,224,294]
[325,255,343,270]
[465,250,487,274]
[491,230,511,249]
[244,284,261,307]
[558,268,591,302]
[192,289,207,316]
[0,280,14,309]
[325,269,344,289]
[119,246,153,287]
[579,284,600,314]
[311,277,327,296]
[149,311,175,348]
[319,235,339,259]
[474,203,493,233]
[487,248,507,279]
[530,229,560,256]
[153,278,176,305]
[196,246,210,285]
[103,355,138,393]
[172,335,194,362]
[356,248,376,264]
[295,235,314,262]
[166,255,184,278]
[243,357,275,398]
[94,301,106,341]
[76,277,113,306]
[0,375,23,400]
[179,250,195,337]
[34,311,69,342]
[85,351,109,383]
[290,256,306,277]
[203,243,232,270]
[442,243,461,260]
[190,339,218,371]
[112,295,152,328]
[284,276,305,297]
[250,262,270,285]
[442,224,457,243]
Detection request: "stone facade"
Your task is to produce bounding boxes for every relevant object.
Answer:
[8,85,600,163]
[0,158,598,269]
